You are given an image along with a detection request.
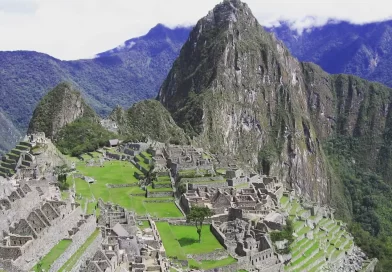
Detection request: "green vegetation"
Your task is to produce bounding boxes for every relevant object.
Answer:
[33,239,72,271]
[59,229,100,272]
[27,82,97,139]
[270,219,294,254]
[156,222,224,260]
[324,137,392,271]
[187,206,214,243]
[72,160,182,218]
[55,118,117,157]
[118,100,189,144]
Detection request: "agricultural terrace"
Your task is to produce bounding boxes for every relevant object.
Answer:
[280,196,355,272]
[156,222,236,270]
[70,156,182,218]
[33,240,72,271]
[59,229,100,272]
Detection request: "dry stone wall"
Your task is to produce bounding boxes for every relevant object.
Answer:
[48,215,97,272]
[0,187,42,240]
[70,232,103,272]
[13,206,83,271]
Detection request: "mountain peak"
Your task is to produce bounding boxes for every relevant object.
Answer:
[202,0,256,28]
[27,82,96,139]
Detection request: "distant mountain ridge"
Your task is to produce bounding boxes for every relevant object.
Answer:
[267,20,392,87]
[0,24,192,154]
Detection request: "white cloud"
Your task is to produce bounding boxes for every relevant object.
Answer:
[0,0,391,60]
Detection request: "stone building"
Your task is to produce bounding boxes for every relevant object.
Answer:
[82,201,168,272]
[0,177,96,272]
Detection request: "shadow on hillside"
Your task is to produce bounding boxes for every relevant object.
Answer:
[178,237,198,246]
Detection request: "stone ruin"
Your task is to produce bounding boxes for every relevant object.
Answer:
[180,175,284,226]
[80,200,168,272]
[211,217,283,272]
[164,145,213,174]
[0,177,97,272]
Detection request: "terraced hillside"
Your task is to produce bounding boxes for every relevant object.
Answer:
[280,196,370,271]
[0,141,32,178]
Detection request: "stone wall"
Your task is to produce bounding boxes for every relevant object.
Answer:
[48,216,97,272]
[14,206,83,271]
[107,183,138,188]
[0,259,24,272]
[146,191,173,198]
[0,188,42,240]
[187,249,228,261]
[204,263,239,272]
[189,182,228,190]
[152,182,172,189]
[210,223,226,249]
[70,232,103,272]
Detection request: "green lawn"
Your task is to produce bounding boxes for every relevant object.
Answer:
[144,202,183,218]
[33,239,72,271]
[157,175,171,182]
[155,222,186,259]
[156,222,224,261]
[59,229,100,272]
[72,159,182,218]
[141,151,152,159]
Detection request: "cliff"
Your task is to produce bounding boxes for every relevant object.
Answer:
[27,82,97,139]
[112,100,188,144]
[159,0,332,204]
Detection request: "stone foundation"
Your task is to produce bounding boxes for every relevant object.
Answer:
[48,215,97,272]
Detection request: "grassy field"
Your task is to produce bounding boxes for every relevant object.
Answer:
[156,222,224,261]
[59,229,100,272]
[72,160,182,218]
[33,239,72,271]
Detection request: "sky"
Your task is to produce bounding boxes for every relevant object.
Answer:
[0,0,391,60]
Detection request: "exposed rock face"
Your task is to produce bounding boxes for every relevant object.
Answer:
[27,82,97,139]
[159,0,330,203]
[113,100,188,144]
[0,111,21,155]
[158,0,392,207]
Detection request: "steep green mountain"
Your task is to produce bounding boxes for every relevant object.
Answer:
[28,82,97,139]
[28,82,115,157]
[0,24,191,153]
[159,0,332,204]
[268,20,392,87]
[111,100,188,144]
[158,1,392,268]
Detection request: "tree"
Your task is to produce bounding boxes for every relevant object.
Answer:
[187,206,214,243]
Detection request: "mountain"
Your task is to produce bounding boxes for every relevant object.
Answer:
[0,111,21,155]
[158,0,392,268]
[267,20,392,87]
[27,82,97,139]
[111,100,188,144]
[0,24,191,154]
[159,0,332,204]
[28,82,116,156]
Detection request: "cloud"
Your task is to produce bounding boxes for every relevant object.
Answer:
[0,0,391,60]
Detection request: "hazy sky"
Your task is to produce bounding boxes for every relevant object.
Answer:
[0,0,391,60]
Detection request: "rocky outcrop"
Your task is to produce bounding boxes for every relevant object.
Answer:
[27,82,97,139]
[159,0,331,203]
[114,100,189,144]
[158,0,392,208]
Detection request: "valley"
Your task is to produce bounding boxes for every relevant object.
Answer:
[1,0,392,271]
